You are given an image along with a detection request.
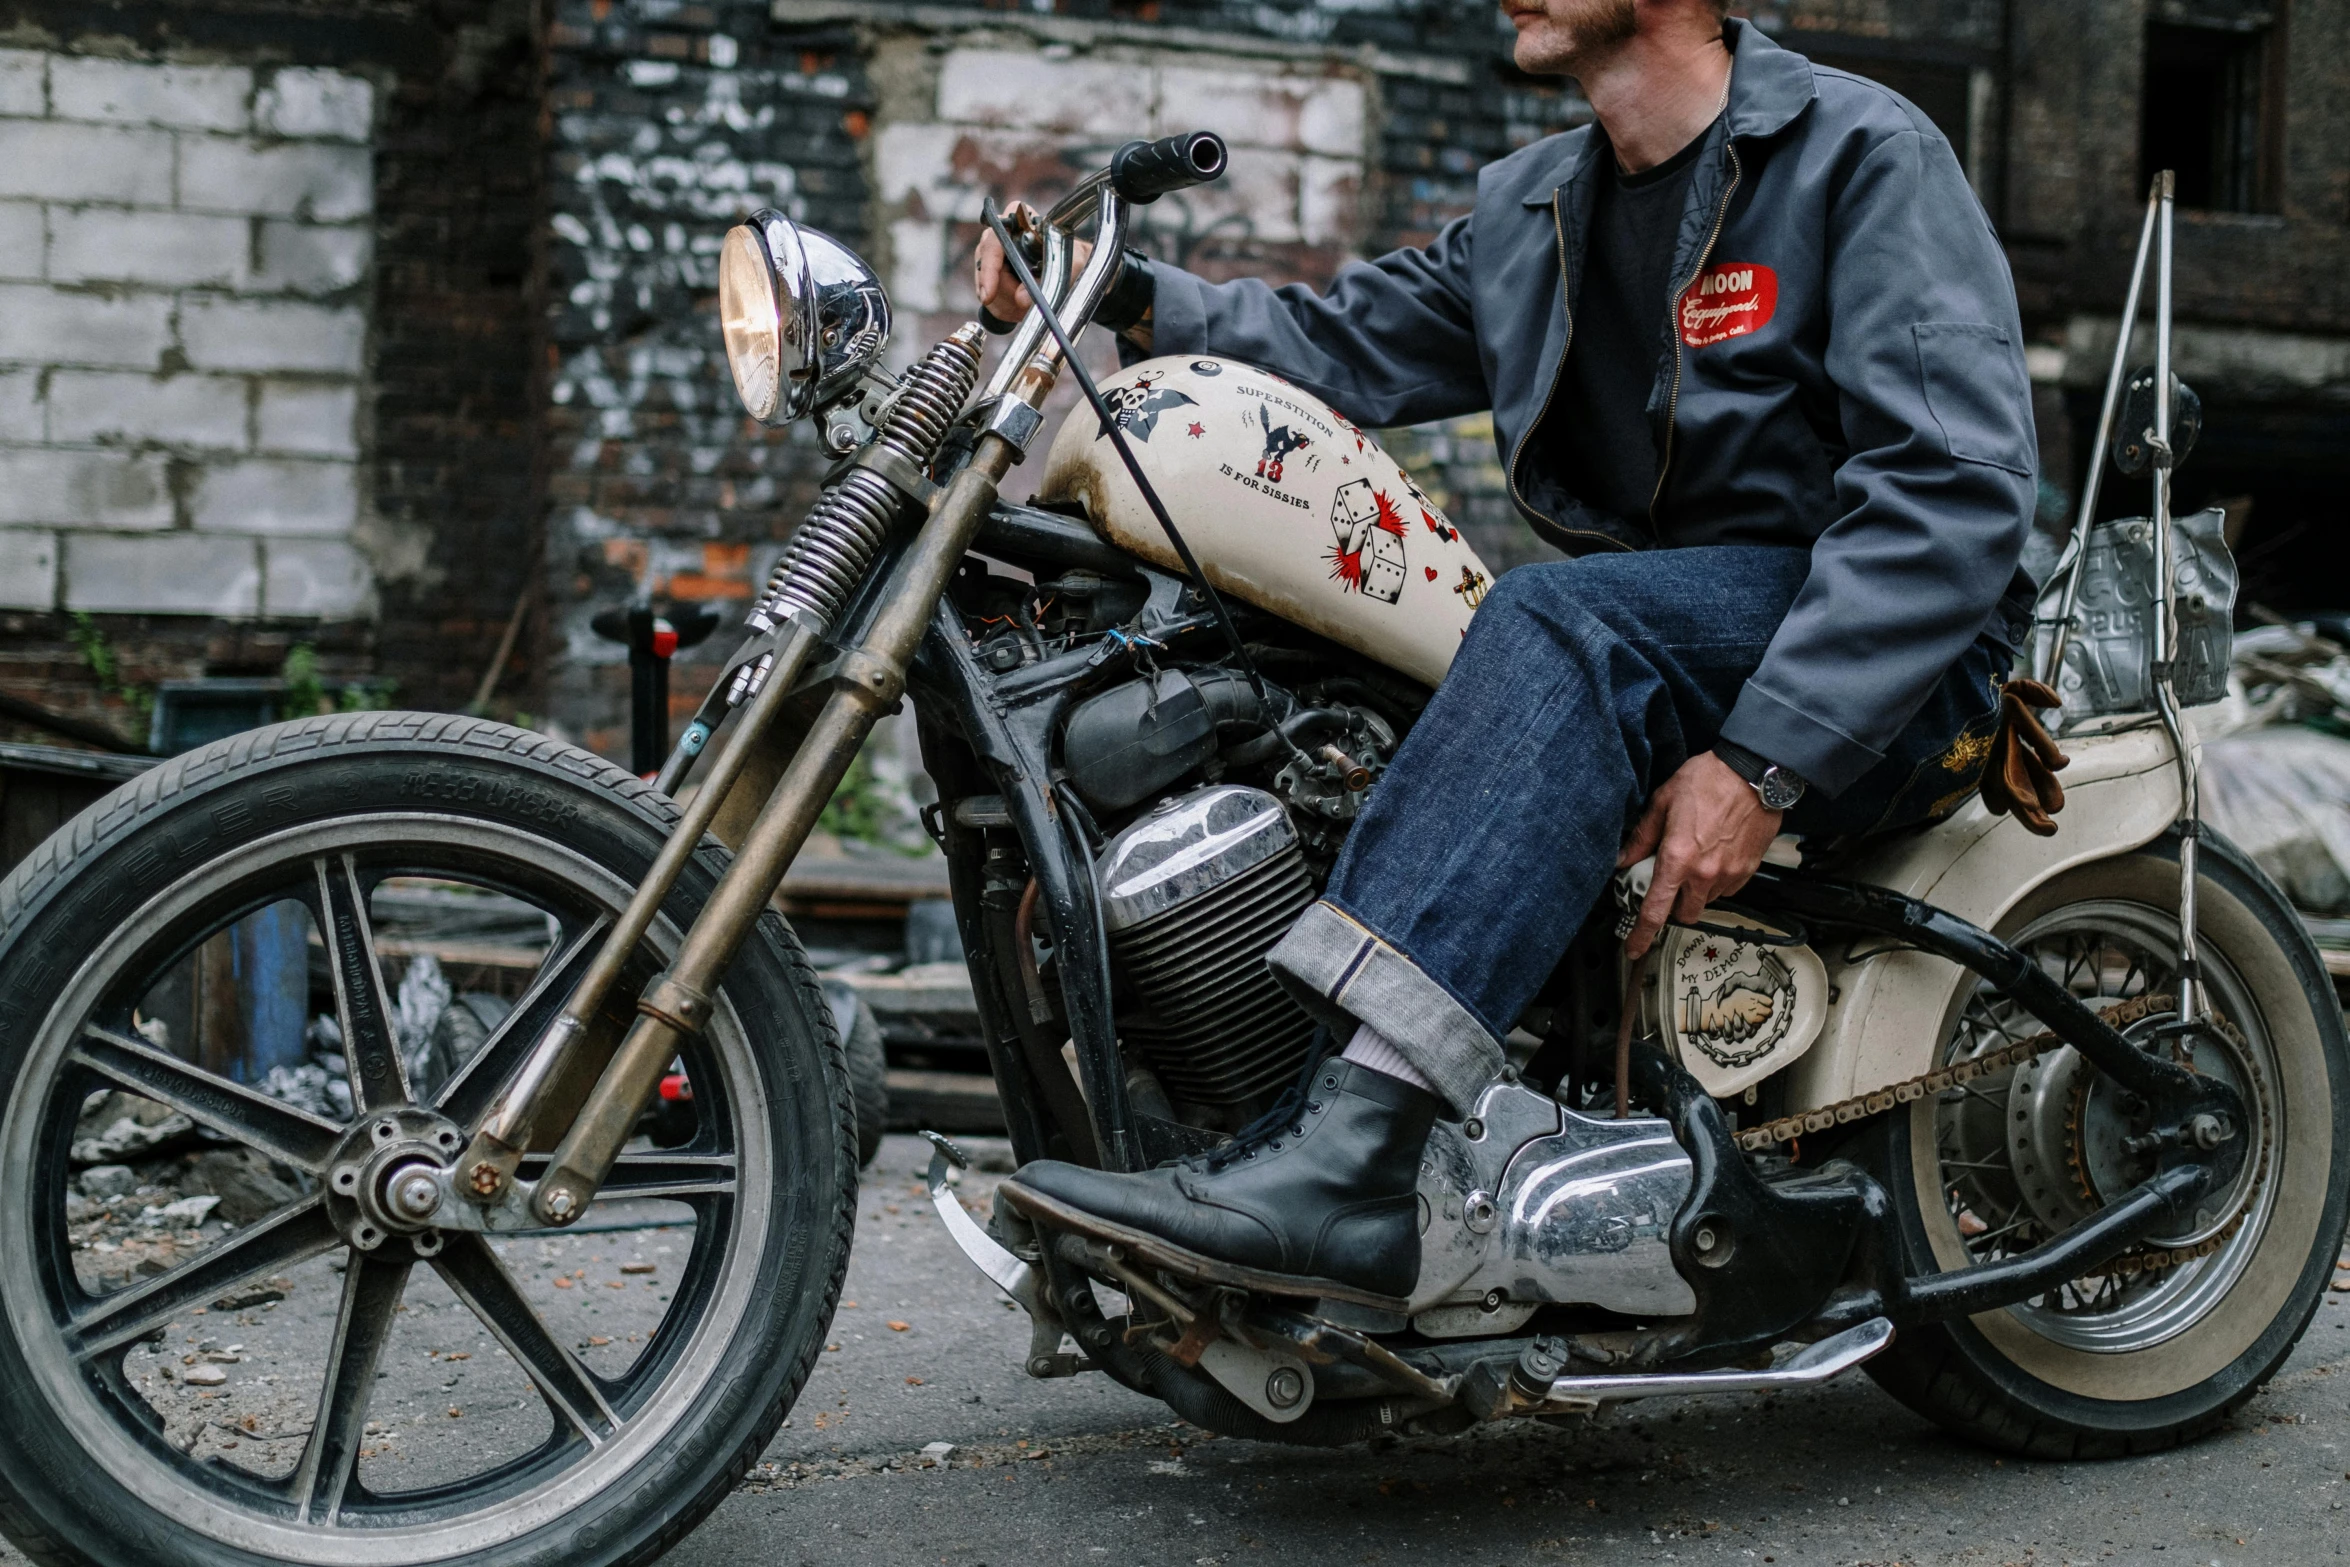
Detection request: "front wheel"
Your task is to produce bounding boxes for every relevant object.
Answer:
[0,713,856,1566]
[1865,830,2350,1457]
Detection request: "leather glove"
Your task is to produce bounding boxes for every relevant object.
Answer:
[1979,677,2070,836]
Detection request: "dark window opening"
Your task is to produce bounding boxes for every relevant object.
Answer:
[2142,22,2279,212]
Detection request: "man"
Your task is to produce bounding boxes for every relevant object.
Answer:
[976,0,2036,1308]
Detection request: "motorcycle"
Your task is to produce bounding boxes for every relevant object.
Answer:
[0,134,2337,1566]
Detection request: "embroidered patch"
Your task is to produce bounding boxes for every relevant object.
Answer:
[1678,262,1779,348]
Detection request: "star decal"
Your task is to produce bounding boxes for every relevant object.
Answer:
[1186,421,1205,439]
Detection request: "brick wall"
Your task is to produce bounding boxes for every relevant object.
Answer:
[0,52,374,623]
[0,0,542,749]
[541,2,870,759]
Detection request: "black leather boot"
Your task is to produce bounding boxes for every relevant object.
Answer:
[1002,1058,1439,1310]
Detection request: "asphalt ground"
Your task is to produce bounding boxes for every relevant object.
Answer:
[9,1133,2350,1567]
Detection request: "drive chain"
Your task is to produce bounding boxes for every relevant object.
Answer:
[1731,992,2259,1274]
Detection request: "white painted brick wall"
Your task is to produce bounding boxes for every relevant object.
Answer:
[0,50,377,618]
[0,529,57,609]
[189,458,358,536]
[881,43,1370,320]
[0,201,39,279]
[65,532,262,615]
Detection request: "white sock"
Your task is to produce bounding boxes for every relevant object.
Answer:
[1341,1023,1440,1095]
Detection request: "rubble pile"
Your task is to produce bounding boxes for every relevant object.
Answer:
[2200,619,2350,950]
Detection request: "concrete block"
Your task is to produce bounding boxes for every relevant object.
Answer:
[189,456,357,536]
[0,368,40,441]
[255,381,356,457]
[252,219,370,295]
[0,49,43,118]
[254,68,373,142]
[178,296,364,374]
[1300,154,1363,248]
[0,447,171,528]
[0,121,173,205]
[935,48,1138,137]
[65,530,261,615]
[0,282,172,368]
[47,207,248,288]
[51,58,249,132]
[1156,68,1365,157]
[47,369,248,449]
[0,201,41,280]
[178,137,372,221]
[0,529,57,610]
[263,536,372,617]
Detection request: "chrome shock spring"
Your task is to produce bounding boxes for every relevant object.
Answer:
[746,323,986,639]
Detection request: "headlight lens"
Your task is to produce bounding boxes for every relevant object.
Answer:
[719,225,784,422]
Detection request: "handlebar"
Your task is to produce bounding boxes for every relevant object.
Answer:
[978,131,1227,403]
[1111,132,1228,205]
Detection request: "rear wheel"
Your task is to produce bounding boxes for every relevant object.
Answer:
[0,713,855,1566]
[1865,831,2350,1456]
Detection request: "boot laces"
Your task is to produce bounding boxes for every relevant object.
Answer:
[1185,1030,1337,1174]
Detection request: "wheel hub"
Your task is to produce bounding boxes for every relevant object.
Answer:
[2006,1015,2260,1253]
[324,1107,463,1257]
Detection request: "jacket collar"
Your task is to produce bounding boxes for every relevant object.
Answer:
[1519,17,1817,209]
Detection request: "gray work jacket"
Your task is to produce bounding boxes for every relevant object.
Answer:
[1139,18,2036,796]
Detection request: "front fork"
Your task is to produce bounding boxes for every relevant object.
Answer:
[438,428,1024,1230]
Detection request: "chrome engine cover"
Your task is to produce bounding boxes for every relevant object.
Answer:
[1410,1082,1697,1333]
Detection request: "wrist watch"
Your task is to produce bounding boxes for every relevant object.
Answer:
[1714,741,1807,812]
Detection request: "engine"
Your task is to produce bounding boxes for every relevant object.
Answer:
[1095,786,1321,1114]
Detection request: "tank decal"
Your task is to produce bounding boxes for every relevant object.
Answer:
[1036,356,1492,688]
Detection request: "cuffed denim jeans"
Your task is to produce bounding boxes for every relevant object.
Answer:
[1266,545,2006,1116]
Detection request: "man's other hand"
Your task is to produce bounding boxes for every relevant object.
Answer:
[1617,751,1783,961]
[973,212,1092,322]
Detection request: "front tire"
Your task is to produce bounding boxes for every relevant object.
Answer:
[1865,830,2350,1456]
[0,713,856,1566]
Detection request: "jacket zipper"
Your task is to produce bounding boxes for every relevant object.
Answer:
[1648,141,1744,525]
[1507,189,1629,554]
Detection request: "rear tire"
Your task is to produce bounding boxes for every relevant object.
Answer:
[0,713,856,1566]
[1864,831,2350,1457]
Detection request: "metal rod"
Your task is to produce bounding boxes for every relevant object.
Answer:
[532,434,1024,1223]
[2038,182,2164,688]
[2139,171,2204,1023]
[455,619,818,1195]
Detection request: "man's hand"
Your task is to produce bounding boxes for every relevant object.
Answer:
[1617,752,1784,962]
[973,211,1091,322]
[974,221,1153,349]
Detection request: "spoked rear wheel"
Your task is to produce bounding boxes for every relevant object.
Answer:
[1865,831,2350,1457]
[0,715,854,1566]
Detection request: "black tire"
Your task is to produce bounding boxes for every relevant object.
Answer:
[1864,831,2350,1457]
[0,713,857,1566]
[843,999,889,1169]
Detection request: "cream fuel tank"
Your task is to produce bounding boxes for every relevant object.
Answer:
[1036,357,1493,689]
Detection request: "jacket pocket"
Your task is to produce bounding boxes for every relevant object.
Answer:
[1914,322,2035,475]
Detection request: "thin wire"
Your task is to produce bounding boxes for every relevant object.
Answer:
[982,197,1270,707]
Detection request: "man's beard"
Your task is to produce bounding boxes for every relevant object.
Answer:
[1515,0,1639,72]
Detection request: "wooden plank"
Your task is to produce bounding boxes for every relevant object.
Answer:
[884,1067,1004,1134]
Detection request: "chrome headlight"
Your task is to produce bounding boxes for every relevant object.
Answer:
[718,211,891,425]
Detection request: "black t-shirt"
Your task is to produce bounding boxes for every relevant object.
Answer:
[1550,128,1710,530]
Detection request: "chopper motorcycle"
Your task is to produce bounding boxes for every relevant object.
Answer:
[0,133,2339,1567]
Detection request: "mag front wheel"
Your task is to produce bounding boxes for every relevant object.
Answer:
[0,714,855,1567]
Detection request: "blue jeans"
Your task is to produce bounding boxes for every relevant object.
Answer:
[1266,545,2006,1115]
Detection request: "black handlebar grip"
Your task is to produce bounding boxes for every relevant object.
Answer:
[1110,132,1229,205]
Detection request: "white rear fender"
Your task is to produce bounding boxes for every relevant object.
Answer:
[1785,718,2190,1112]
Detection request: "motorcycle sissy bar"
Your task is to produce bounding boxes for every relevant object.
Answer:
[434,150,1183,1231]
[2039,170,2211,1024]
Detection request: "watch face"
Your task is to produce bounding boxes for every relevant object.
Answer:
[1758,769,1805,812]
